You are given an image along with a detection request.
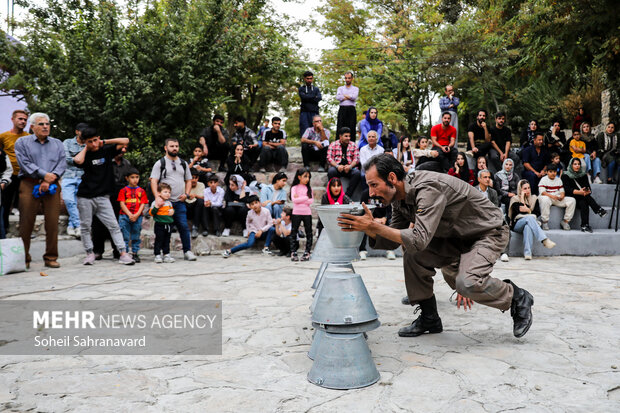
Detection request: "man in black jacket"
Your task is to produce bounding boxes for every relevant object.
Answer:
[298,71,322,138]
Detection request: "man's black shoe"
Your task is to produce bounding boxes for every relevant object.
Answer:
[398,314,443,337]
[132,253,141,263]
[505,279,534,338]
[401,296,410,305]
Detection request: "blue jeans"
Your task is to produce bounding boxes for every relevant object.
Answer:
[171,201,192,253]
[583,156,601,177]
[513,215,547,256]
[119,215,143,253]
[62,176,82,228]
[231,227,275,254]
[266,203,283,219]
[608,161,618,180]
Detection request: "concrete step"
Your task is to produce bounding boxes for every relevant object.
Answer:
[508,229,620,257]
[590,183,618,207]
[547,205,612,230]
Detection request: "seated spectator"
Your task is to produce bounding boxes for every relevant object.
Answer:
[475,169,499,207]
[544,121,567,153]
[382,129,399,154]
[203,174,225,236]
[358,188,395,260]
[359,130,384,188]
[538,165,576,230]
[494,158,520,214]
[272,206,296,256]
[257,118,270,137]
[567,129,586,166]
[117,168,148,263]
[549,152,564,177]
[508,179,556,260]
[259,116,288,172]
[448,152,475,185]
[562,158,607,233]
[430,112,458,172]
[188,145,212,183]
[521,133,549,195]
[466,109,492,158]
[489,111,519,173]
[222,174,249,237]
[580,122,602,183]
[327,127,361,198]
[474,156,493,186]
[413,136,441,172]
[396,135,414,171]
[222,195,275,257]
[300,115,330,171]
[290,167,314,261]
[260,171,288,218]
[358,107,384,149]
[225,143,254,184]
[231,116,260,166]
[185,169,206,238]
[572,106,592,132]
[596,121,620,184]
[198,114,229,172]
[149,182,176,263]
[317,177,352,235]
[520,119,540,149]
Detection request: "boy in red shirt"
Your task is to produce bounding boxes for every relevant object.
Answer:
[117,168,148,262]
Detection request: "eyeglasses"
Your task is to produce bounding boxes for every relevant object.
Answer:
[36,122,50,126]
[171,162,177,171]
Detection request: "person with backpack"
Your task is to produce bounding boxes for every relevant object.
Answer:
[149,138,197,261]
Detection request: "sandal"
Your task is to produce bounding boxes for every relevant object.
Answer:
[301,252,311,261]
[291,252,299,262]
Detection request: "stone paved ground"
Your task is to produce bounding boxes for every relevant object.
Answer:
[0,252,619,412]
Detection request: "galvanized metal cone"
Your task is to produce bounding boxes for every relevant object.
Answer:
[309,264,356,314]
[315,204,375,250]
[308,332,380,389]
[311,230,360,264]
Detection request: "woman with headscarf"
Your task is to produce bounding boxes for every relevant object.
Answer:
[562,157,607,233]
[358,107,384,149]
[508,179,556,260]
[580,122,602,183]
[494,158,520,214]
[520,120,539,149]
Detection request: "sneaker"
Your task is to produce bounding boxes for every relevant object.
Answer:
[291,252,299,262]
[154,254,163,263]
[202,231,209,237]
[191,228,199,239]
[259,168,266,173]
[243,229,248,237]
[386,250,396,260]
[465,150,474,157]
[560,220,571,231]
[298,230,306,238]
[359,251,367,260]
[262,247,273,256]
[222,249,231,258]
[83,252,96,265]
[94,253,103,261]
[597,209,608,218]
[132,253,141,263]
[593,176,602,184]
[215,231,222,237]
[500,253,509,262]
[163,254,176,263]
[581,225,593,233]
[541,221,550,230]
[301,251,310,261]
[524,255,532,260]
[118,253,135,265]
[277,250,289,257]
[317,166,325,172]
[222,228,230,237]
[184,251,197,261]
[542,238,556,249]
[66,226,76,236]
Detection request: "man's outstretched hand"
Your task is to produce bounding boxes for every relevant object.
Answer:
[456,293,474,311]
[337,202,374,232]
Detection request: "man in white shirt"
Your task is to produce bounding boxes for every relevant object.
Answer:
[359,131,384,190]
[203,174,225,236]
[336,71,359,140]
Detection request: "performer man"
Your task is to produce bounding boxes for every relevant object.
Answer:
[338,154,533,338]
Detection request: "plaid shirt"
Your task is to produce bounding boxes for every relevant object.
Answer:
[327,141,360,166]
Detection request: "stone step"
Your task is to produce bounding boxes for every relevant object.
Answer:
[590,183,618,207]
[547,205,613,230]
[508,229,620,257]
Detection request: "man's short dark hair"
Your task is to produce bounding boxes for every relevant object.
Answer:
[81,127,98,140]
[234,115,246,125]
[477,109,487,116]
[344,71,354,77]
[213,114,225,123]
[363,154,406,185]
[283,206,292,216]
[547,163,558,171]
[165,138,179,146]
[534,132,545,139]
[495,111,506,118]
[206,173,219,183]
[339,127,351,137]
[272,116,281,123]
[190,168,199,177]
[272,172,288,184]
[75,122,89,132]
[125,167,140,177]
[245,194,259,204]
[441,111,452,119]
[303,71,313,78]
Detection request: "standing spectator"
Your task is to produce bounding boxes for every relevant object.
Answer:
[596,122,620,184]
[259,116,288,172]
[62,123,88,238]
[336,71,359,139]
[562,158,607,233]
[521,133,550,195]
[0,109,29,232]
[14,112,65,268]
[358,107,384,149]
[316,177,352,235]
[538,165,576,230]
[117,168,148,262]
[231,116,260,166]
[222,195,275,257]
[149,182,175,263]
[225,143,254,184]
[413,136,441,172]
[494,158,519,214]
[289,167,314,261]
[327,127,361,198]
[0,147,12,239]
[508,179,556,260]
[257,119,270,138]
[572,106,593,132]
[300,115,330,171]
[430,112,458,172]
[520,120,540,149]
[73,128,134,265]
[222,175,249,237]
[149,138,197,261]
[489,112,519,173]
[448,152,475,185]
[188,145,212,183]
[466,109,492,158]
[198,114,229,172]
[298,71,322,136]
[439,84,460,140]
[260,171,288,218]
[203,174,225,236]
[272,206,294,256]
[186,169,206,238]
[475,170,499,207]
[580,122,601,183]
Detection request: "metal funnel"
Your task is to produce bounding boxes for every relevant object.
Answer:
[311,260,355,291]
[307,328,325,360]
[310,264,356,314]
[315,204,375,249]
[307,332,380,389]
[313,319,381,334]
[311,230,360,263]
[311,271,378,326]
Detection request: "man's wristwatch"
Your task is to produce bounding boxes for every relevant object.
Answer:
[102,139,106,145]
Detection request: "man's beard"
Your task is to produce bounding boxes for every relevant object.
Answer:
[167,150,178,157]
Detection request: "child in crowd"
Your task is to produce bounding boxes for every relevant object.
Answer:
[186,169,206,238]
[317,177,351,236]
[568,130,586,165]
[149,182,175,263]
[188,145,212,183]
[117,168,148,262]
[538,164,576,230]
[203,174,225,236]
[260,171,288,218]
[272,206,295,256]
[222,174,248,237]
[222,195,275,257]
[290,167,314,261]
[549,152,564,177]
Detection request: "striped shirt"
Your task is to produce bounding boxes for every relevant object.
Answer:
[538,176,564,196]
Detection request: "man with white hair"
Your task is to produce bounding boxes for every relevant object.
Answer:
[14,113,66,268]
